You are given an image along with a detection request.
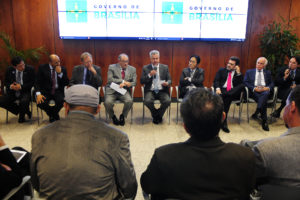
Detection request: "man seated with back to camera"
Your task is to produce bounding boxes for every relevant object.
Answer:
[141,88,256,200]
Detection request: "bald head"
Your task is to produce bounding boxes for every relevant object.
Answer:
[49,54,60,67]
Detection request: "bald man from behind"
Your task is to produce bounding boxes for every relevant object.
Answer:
[35,54,69,122]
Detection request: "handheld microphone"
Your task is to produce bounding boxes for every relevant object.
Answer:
[153,66,157,78]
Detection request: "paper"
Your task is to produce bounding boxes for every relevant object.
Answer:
[110,82,127,95]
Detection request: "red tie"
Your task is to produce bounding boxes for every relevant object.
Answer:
[122,69,125,80]
[227,71,232,91]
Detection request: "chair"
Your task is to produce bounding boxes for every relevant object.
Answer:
[258,184,300,200]
[175,86,182,124]
[33,87,44,125]
[3,175,33,200]
[245,86,278,123]
[103,86,135,124]
[3,86,33,123]
[141,86,173,124]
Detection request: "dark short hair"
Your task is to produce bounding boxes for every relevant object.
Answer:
[291,56,300,65]
[180,88,223,140]
[229,56,240,66]
[190,55,201,64]
[11,57,23,66]
[288,85,300,113]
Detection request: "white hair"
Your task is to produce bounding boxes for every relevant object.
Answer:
[149,50,160,58]
[257,57,268,66]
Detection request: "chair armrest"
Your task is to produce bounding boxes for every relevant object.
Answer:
[169,86,173,100]
[3,176,31,200]
[131,86,135,98]
[141,86,144,100]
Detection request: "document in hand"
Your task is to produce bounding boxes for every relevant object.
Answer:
[110,82,127,95]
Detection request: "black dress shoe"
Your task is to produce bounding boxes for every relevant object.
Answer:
[119,114,125,126]
[54,114,60,121]
[157,116,163,124]
[270,110,280,118]
[26,111,32,119]
[18,116,25,123]
[221,123,230,133]
[262,121,269,131]
[112,115,119,125]
[251,113,259,120]
[49,116,55,123]
[152,117,159,124]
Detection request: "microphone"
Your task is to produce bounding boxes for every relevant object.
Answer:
[153,66,157,78]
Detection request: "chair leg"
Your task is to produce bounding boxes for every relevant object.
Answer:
[142,102,145,124]
[238,103,242,124]
[168,103,171,125]
[176,101,179,124]
[233,104,236,118]
[131,104,133,124]
[36,104,40,125]
[247,101,249,123]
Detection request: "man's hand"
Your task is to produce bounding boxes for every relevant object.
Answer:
[149,70,157,76]
[55,65,62,74]
[0,134,6,147]
[255,86,269,93]
[235,65,241,74]
[0,163,11,171]
[10,83,17,90]
[120,83,126,88]
[162,82,169,86]
[216,88,222,95]
[284,69,290,80]
[14,83,21,91]
[291,84,296,89]
[36,94,46,104]
[88,65,97,75]
[124,81,131,87]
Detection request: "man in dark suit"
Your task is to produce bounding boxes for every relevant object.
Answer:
[271,56,300,118]
[0,57,34,123]
[140,50,172,124]
[244,57,274,131]
[141,88,256,200]
[179,55,204,98]
[104,53,136,126]
[70,52,102,89]
[35,54,69,122]
[214,56,244,133]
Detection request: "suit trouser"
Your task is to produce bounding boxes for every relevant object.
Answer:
[144,91,170,118]
[250,90,270,121]
[37,91,64,118]
[220,84,244,116]
[277,87,292,111]
[104,91,133,118]
[0,93,30,117]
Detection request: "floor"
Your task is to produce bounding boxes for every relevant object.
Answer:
[1,102,286,200]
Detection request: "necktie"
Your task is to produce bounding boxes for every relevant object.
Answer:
[257,70,262,86]
[16,71,21,97]
[153,71,159,93]
[51,69,56,95]
[227,71,232,91]
[122,69,125,80]
[85,70,90,85]
[290,70,295,79]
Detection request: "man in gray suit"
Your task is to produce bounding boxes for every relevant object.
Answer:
[30,84,137,200]
[141,50,172,124]
[70,52,102,89]
[104,53,137,126]
[241,85,300,188]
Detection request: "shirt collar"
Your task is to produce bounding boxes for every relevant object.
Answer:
[282,126,300,137]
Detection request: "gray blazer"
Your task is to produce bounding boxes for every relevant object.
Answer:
[140,64,172,93]
[30,111,137,200]
[70,65,102,89]
[105,63,137,95]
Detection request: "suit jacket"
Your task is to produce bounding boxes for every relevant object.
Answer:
[244,68,274,91]
[213,67,244,90]
[253,126,300,187]
[140,64,172,93]
[30,111,137,200]
[141,137,256,200]
[0,148,23,199]
[275,66,300,89]
[35,64,69,96]
[105,63,137,95]
[70,65,102,89]
[179,67,204,98]
[4,65,35,97]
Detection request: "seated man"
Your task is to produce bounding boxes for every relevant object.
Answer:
[214,56,244,133]
[35,54,69,122]
[178,55,204,98]
[141,88,256,200]
[244,57,274,131]
[241,86,300,189]
[104,53,136,126]
[140,50,172,124]
[31,84,137,200]
[70,52,102,90]
[271,56,300,118]
[0,57,34,123]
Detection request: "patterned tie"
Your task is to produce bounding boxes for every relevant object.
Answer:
[51,69,56,95]
[290,70,295,79]
[257,70,262,86]
[227,71,232,91]
[122,68,125,80]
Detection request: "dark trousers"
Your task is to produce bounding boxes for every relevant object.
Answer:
[277,87,292,112]
[250,90,270,121]
[144,91,171,119]
[0,93,31,117]
[220,84,244,117]
[37,91,64,118]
